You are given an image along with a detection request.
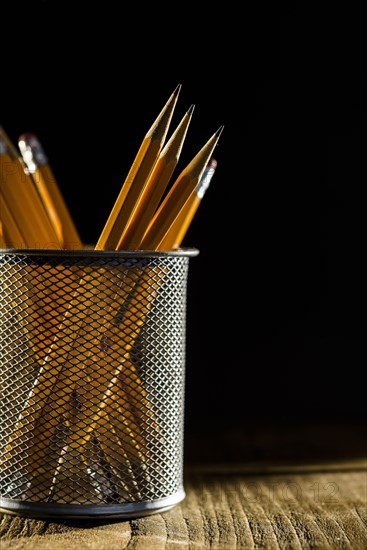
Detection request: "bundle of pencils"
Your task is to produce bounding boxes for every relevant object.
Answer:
[0,84,223,500]
[1,84,221,252]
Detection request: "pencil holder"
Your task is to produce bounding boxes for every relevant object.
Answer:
[0,247,198,519]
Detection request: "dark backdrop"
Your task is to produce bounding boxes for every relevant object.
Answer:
[2,4,366,437]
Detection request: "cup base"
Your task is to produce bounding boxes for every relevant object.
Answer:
[0,489,186,520]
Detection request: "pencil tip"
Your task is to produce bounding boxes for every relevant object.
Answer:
[216,125,224,137]
[187,104,195,115]
[173,83,182,97]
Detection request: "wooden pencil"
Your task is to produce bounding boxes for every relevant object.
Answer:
[0,127,61,249]
[139,126,224,250]
[0,190,25,248]
[159,157,217,250]
[116,104,195,250]
[18,133,82,249]
[95,84,181,251]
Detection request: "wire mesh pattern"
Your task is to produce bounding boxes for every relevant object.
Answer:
[0,249,197,517]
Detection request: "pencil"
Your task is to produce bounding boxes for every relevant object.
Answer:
[139,126,224,250]
[0,190,25,248]
[18,133,82,249]
[159,157,217,250]
[0,127,61,249]
[95,84,181,251]
[116,104,195,250]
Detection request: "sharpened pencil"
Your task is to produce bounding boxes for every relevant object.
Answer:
[95,84,181,251]
[159,157,217,250]
[116,104,195,250]
[139,126,224,251]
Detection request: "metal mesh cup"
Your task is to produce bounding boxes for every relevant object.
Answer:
[0,247,199,519]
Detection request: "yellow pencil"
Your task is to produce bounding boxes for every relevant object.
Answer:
[0,190,25,248]
[139,126,223,251]
[18,133,82,249]
[159,157,217,250]
[116,104,195,250]
[0,127,61,249]
[95,84,181,251]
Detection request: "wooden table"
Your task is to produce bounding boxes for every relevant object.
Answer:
[1,423,366,549]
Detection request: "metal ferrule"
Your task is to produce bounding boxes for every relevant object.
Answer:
[18,134,48,173]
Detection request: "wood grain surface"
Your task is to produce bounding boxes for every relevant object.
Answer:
[1,459,366,549]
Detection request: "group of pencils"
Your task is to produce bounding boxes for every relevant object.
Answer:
[1,83,221,252]
[0,84,223,503]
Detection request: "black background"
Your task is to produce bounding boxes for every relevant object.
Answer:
[2,4,366,439]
